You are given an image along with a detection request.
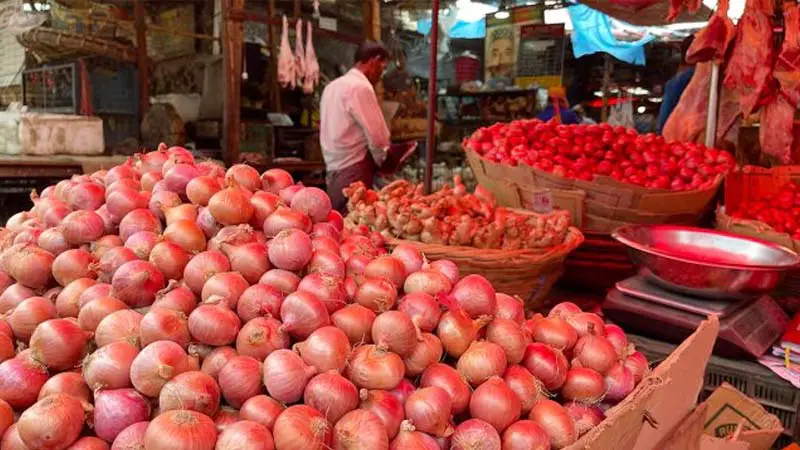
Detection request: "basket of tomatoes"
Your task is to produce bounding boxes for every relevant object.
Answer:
[463,119,735,233]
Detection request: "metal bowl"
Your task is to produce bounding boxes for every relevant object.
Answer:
[612,225,800,299]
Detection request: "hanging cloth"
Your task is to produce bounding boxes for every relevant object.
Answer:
[568,4,655,66]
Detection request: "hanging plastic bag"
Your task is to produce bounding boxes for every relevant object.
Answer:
[607,92,635,128]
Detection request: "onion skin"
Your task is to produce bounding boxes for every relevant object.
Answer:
[436,305,491,358]
[364,257,407,289]
[451,419,501,450]
[110,421,148,450]
[7,296,58,342]
[77,297,127,333]
[495,294,525,325]
[182,250,231,295]
[94,389,151,443]
[403,333,443,377]
[30,318,89,372]
[159,371,221,417]
[420,363,471,415]
[604,363,635,403]
[345,345,405,391]
[129,341,192,397]
[522,343,569,391]
[297,273,348,314]
[263,349,317,404]
[355,277,398,313]
[469,377,521,433]
[564,402,605,437]
[38,372,90,402]
[139,307,191,348]
[390,420,440,450]
[295,326,350,373]
[268,229,312,271]
[215,420,275,450]
[237,284,284,323]
[144,410,218,450]
[371,310,421,358]
[17,393,85,450]
[259,269,301,295]
[279,291,330,341]
[240,395,285,430]
[533,316,578,351]
[303,371,359,424]
[1,423,28,450]
[397,293,441,333]
[110,260,166,308]
[503,365,542,414]
[94,309,142,348]
[66,437,110,450]
[456,341,507,386]
[604,324,629,358]
[214,406,242,432]
[528,399,577,449]
[573,333,618,375]
[201,271,249,309]
[624,349,650,384]
[83,341,139,391]
[272,405,332,450]
[451,275,496,319]
[486,318,529,365]
[332,409,389,450]
[219,355,263,408]
[403,270,452,297]
[226,243,271,285]
[188,304,241,346]
[359,389,404,439]
[561,367,606,404]
[501,420,551,450]
[200,346,237,381]
[404,386,453,437]
[236,316,290,361]
[0,354,49,409]
[390,245,424,276]
[331,304,375,346]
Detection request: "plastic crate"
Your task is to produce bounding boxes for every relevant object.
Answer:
[630,334,800,448]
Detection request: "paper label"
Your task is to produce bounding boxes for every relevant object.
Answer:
[531,189,553,213]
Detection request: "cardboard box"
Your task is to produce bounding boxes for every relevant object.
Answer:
[701,383,783,450]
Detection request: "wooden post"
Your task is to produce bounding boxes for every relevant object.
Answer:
[267,0,280,112]
[601,54,611,123]
[424,0,439,194]
[363,0,383,102]
[133,1,149,125]
[222,0,244,166]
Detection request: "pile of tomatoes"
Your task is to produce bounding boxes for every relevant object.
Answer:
[729,181,800,239]
[463,120,735,192]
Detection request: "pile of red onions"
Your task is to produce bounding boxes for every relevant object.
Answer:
[0,146,650,450]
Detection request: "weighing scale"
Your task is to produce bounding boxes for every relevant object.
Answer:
[603,276,789,359]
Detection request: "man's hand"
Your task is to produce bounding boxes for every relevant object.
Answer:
[378,141,418,176]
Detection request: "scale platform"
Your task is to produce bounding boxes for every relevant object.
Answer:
[604,276,789,359]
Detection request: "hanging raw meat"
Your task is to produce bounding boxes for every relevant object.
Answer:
[303,21,319,94]
[760,2,800,163]
[668,0,702,21]
[723,0,775,118]
[295,18,306,88]
[663,0,736,143]
[278,15,295,89]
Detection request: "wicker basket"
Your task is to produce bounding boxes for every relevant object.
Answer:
[387,227,584,312]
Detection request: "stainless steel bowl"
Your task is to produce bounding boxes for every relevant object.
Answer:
[612,224,800,299]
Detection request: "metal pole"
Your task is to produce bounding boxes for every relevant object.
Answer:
[704,63,720,148]
[424,0,440,194]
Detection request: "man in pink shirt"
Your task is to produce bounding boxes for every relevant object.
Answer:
[320,41,391,213]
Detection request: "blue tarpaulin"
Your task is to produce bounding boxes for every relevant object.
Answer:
[567,4,655,65]
[417,18,486,39]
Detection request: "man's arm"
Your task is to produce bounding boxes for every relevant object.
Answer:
[348,84,391,166]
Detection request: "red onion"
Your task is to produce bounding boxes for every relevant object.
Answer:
[0,273,15,302]
[522,343,569,391]
[147,242,190,282]
[200,272,248,309]
[13,228,42,246]
[209,225,259,252]
[250,191,281,227]
[37,229,70,255]
[307,250,345,280]
[272,405,331,450]
[564,402,605,436]
[568,312,606,338]
[200,346,237,380]
[149,191,181,221]
[0,354,49,409]
[0,334,13,364]
[403,270,452,297]
[110,421,148,450]
[311,222,339,242]
[130,340,192,397]
[263,208,312,238]
[83,341,139,390]
[268,229,312,271]
[293,326,348,373]
[451,419,501,450]
[5,212,32,231]
[436,304,491,358]
[404,333,443,377]
[261,169,294,194]
[209,185,254,225]
[364,257,406,289]
[153,281,198,315]
[372,310,421,357]
[77,297,127,332]
[51,249,95,287]
[188,304,241,346]
[124,231,159,260]
[398,293,441,333]
[106,187,148,223]
[573,333,618,375]
[279,185,304,205]
[197,206,222,238]
[7,245,54,289]
[263,349,317,403]
[136,149,169,174]
[240,395,284,430]
[331,304,376,345]
[7,296,57,341]
[182,250,231,294]
[359,389,404,438]
[501,420,551,450]
[78,283,113,309]
[355,277,397,313]
[30,318,88,371]
[345,254,371,277]
[624,349,650,384]
[94,309,142,348]
[163,163,201,197]
[290,187,331,223]
[140,172,162,192]
[495,294,525,325]
[216,420,274,450]
[604,324,629,357]
[486,318,528,365]
[111,260,165,308]
[405,386,452,437]
[214,406,242,432]
[391,420,440,450]
[503,365,542,414]
[1,423,28,450]
[304,371,359,424]
[562,367,605,404]
[456,341,507,386]
[186,176,222,206]
[119,209,162,242]
[528,399,577,449]
[94,389,151,443]
[139,307,190,347]
[144,410,217,450]
[225,164,261,192]
[391,244,424,276]
[279,291,330,340]
[0,283,36,314]
[333,409,389,449]
[225,242,270,284]
[219,355,263,408]
[429,260,460,285]
[469,377,521,433]
[533,316,578,351]
[237,284,284,323]
[160,221,205,256]
[67,181,106,211]
[604,362,635,403]
[236,316,289,361]
[105,163,139,186]
[94,247,138,283]
[388,379,415,404]
[106,178,142,196]
[91,235,125,259]
[451,275,496,319]
[17,393,85,449]
[346,345,404,391]
[67,436,109,450]
[548,302,582,318]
